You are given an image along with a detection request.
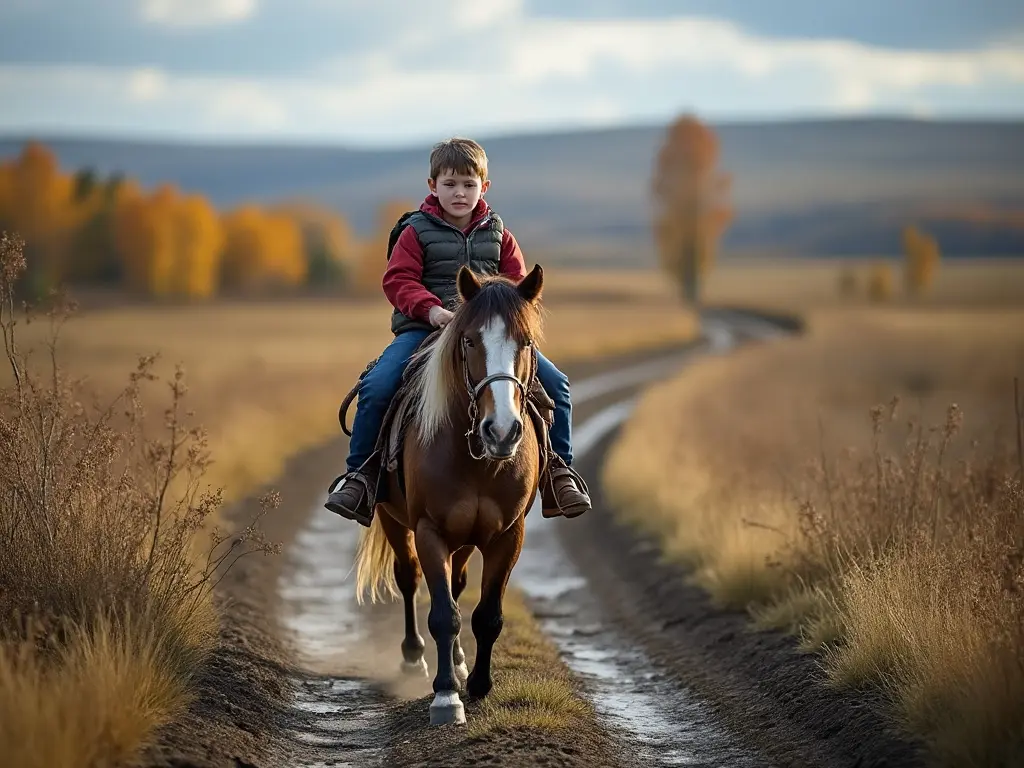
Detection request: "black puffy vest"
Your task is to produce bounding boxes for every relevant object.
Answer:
[391,210,505,335]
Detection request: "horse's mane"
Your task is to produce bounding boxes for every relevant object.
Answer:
[410,276,544,445]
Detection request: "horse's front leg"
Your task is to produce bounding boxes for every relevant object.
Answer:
[415,521,465,725]
[451,546,474,685]
[467,515,525,699]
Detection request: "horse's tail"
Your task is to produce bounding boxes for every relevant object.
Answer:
[353,514,398,605]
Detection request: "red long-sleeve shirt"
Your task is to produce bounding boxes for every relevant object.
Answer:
[382,195,527,323]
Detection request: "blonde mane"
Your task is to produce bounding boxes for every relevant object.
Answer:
[409,277,543,446]
[409,321,461,444]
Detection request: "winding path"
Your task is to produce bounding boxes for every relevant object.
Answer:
[274,310,788,767]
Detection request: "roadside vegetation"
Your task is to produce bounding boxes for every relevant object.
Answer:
[605,304,1024,767]
[0,232,278,767]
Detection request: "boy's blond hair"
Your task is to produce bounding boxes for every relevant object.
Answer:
[429,137,488,181]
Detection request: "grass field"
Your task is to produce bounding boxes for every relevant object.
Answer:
[0,248,696,768]
[10,289,697,500]
[703,256,1024,309]
[8,250,1017,766]
[604,260,1024,766]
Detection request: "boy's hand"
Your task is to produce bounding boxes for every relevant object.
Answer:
[428,306,455,328]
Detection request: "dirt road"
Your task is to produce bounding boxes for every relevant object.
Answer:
[149,309,924,768]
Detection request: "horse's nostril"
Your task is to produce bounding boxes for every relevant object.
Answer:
[482,418,498,441]
[508,420,522,443]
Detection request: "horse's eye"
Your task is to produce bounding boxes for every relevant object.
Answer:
[464,336,475,348]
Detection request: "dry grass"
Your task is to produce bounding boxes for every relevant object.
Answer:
[702,256,1024,311]
[4,279,696,503]
[0,233,276,767]
[0,619,193,768]
[0,259,690,763]
[604,302,1024,767]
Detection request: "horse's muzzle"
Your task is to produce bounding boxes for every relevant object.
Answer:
[480,417,523,460]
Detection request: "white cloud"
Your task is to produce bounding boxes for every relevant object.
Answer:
[3,5,1024,143]
[499,16,1024,99]
[141,0,257,28]
[127,67,168,101]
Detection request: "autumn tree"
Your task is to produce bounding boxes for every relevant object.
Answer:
[69,170,140,284]
[114,184,179,296]
[272,201,355,289]
[171,193,224,298]
[113,184,224,298]
[651,115,732,304]
[0,142,84,297]
[220,205,307,293]
[902,225,941,296]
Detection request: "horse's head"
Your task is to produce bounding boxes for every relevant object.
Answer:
[454,264,544,460]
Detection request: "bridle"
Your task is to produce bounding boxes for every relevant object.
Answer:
[460,334,537,461]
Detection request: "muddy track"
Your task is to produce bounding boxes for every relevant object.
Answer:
[559,324,929,768]
[147,309,924,768]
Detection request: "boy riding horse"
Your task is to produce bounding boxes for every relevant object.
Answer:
[325,137,591,525]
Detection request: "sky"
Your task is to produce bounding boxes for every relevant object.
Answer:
[1,0,1023,147]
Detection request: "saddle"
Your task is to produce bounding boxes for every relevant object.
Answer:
[337,330,556,509]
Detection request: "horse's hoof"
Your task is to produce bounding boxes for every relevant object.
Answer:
[454,661,469,683]
[429,691,466,725]
[400,658,428,677]
[466,672,492,699]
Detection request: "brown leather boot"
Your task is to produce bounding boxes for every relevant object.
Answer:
[541,460,592,519]
[324,465,376,527]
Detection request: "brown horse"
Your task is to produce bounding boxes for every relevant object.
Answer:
[352,264,546,725]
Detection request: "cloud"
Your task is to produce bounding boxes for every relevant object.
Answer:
[500,16,1024,97]
[2,5,1023,144]
[141,0,257,28]
[127,68,168,101]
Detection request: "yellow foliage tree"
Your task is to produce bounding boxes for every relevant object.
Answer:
[221,205,307,293]
[114,184,180,297]
[171,194,224,298]
[902,225,941,296]
[272,201,355,289]
[0,142,85,295]
[354,200,417,296]
[651,115,732,304]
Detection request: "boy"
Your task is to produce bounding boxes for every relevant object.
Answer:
[325,137,591,526]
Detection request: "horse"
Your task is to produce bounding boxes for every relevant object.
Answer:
[352,263,546,726]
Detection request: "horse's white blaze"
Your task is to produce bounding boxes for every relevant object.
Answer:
[480,316,519,441]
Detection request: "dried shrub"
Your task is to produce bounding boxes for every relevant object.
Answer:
[0,231,279,767]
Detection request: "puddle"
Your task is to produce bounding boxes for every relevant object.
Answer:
[277,506,393,767]
[515,493,758,767]
[279,507,371,666]
[512,330,764,767]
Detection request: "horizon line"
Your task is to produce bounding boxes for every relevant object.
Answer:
[2,112,1023,152]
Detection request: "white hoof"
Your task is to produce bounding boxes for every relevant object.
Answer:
[429,691,466,725]
[454,661,469,682]
[400,658,429,677]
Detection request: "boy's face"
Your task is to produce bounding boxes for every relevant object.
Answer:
[428,169,490,221]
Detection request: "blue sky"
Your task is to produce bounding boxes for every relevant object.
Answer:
[1,0,1022,146]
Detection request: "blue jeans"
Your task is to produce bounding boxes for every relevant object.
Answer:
[346,331,573,471]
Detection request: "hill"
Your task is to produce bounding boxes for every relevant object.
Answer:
[3,118,1023,264]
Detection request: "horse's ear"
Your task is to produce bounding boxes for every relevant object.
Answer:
[458,266,482,301]
[517,264,543,303]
